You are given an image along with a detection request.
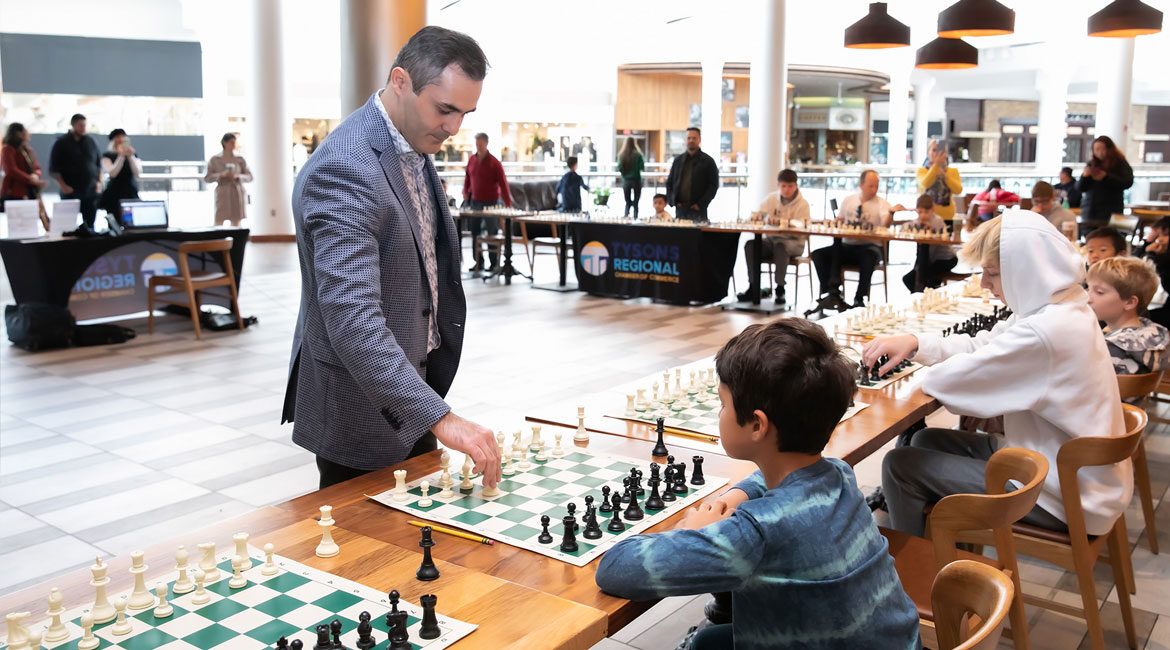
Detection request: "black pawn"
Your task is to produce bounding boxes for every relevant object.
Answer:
[651,417,669,457]
[356,612,375,649]
[691,456,705,485]
[621,477,633,504]
[419,594,441,640]
[624,484,645,521]
[599,486,613,512]
[329,619,343,648]
[416,526,439,581]
[583,504,603,539]
[291,641,304,650]
[567,503,579,531]
[537,514,554,544]
[385,589,400,629]
[607,493,626,532]
[388,610,411,650]
[560,515,579,552]
[644,477,665,511]
[661,466,677,502]
[313,624,331,650]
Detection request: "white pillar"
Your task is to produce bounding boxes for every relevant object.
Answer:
[701,59,724,164]
[1036,72,1070,171]
[748,0,787,209]
[887,75,910,169]
[250,0,293,236]
[911,77,935,165]
[1095,37,1135,153]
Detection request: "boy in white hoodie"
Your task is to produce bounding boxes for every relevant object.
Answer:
[863,212,1132,537]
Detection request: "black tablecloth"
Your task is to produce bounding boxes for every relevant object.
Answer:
[571,223,738,304]
[0,228,248,320]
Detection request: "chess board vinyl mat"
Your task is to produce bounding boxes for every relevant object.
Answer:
[2,548,475,649]
[839,349,925,391]
[917,299,1001,321]
[369,448,726,567]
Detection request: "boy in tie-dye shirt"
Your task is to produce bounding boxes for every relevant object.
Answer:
[595,319,919,650]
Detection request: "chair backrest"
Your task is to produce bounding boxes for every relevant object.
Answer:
[1108,213,1140,237]
[932,560,1015,650]
[928,447,1049,571]
[830,198,838,218]
[174,238,237,285]
[1116,371,1162,403]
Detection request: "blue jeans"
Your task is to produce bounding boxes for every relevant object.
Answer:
[690,624,732,650]
[467,200,500,268]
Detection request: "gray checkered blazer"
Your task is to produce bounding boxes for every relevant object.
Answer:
[282,93,466,470]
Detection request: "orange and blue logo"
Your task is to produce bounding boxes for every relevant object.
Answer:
[580,241,610,276]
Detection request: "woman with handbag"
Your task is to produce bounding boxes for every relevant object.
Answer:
[1,123,48,209]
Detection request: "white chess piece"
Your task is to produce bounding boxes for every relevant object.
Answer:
[501,448,515,476]
[233,532,252,571]
[316,505,339,558]
[552,431,565,457]
[44,587,68,642]
[661,372,672,398]
[5,612,30,650]
[438,475,455,499]
[529,425,542,452]
[674,368,682,392]
[153,584,174,618]
[624,393,635,416]
[535,441,548,462]
[77,612,98,650]
[261,543,278,576]
[517,445,532,469]
[127,550,154,610]
[89,556,115,623]
[172,545,194,594]
[574,406,589,442]
[511,431,523,455]
[480,474,499,497]
[191,570,210,605]
[197,542,219,582]
[418,480,434,506]
[635,388,648,411]
[228,556,247,588]
[391,469,409,502]
[110,596,132,636]
[460,455,474,489]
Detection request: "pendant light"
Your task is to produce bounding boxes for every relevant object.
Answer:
[915,37,979,70]
[844,2,911,49]
[1088,0,1163,37]
[937,0,1016,38]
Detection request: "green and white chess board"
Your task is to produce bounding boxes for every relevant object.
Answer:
[2,548,475,650]
[834,314,954,338]
[370,447,726,567]
[917,299,1000,321]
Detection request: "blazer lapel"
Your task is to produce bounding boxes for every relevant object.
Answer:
[378,148,424,256]
[424,160,459,274]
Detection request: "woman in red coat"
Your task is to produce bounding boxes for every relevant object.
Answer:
[1,123,48,207]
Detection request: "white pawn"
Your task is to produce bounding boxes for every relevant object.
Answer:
[77,613,98,650]
[438,476,455,499]
[460,456,474,490]
[501,449,515,476]
[5,612,30,650]
[391,469,409,502]
[535,441,548,462]
[315,505,339,558]
[552,431,565,457]
[480,473,499,497]
[44,587,68,642]
[261,543,278,576]
[153,584,173,618]
[110,596,132,636]
[439,450,451,483]
[197,542,219,582]
[439,465,453,489]
[172,546,194,594]
[418,480,434,507]
[233,532,252,571]
[126,550,153,610]
[191,570,210,605]
[228,556,247,589]
[517,445,531,470]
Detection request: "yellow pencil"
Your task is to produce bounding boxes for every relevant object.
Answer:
[662,427,719,444]
[408,521,494,545]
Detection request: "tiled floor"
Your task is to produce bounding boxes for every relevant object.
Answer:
[0,240,1167,649]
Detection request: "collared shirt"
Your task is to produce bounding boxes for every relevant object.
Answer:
[376,91,441,353]
[836,193,892,246]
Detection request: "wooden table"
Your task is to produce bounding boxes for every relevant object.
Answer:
[452,208,536,285]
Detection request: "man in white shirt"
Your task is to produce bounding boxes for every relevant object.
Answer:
[811,170,905,308]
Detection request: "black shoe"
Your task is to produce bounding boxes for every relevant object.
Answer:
[852,297,866,309]
[866,486,887,512]
[467,264,480,273]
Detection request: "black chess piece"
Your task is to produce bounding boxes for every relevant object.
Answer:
[599,486,613,512]
[419,594,441,640]
[276,637,289,650]
[355,612,375,649]
[313,624,331,650]
[673,462,689,493]
[644,477,665,511]
[621,477,633,504]
[607,493,626,532]
[691,456,705,485]
[633,469,645,496]
[385,589,400,629]
[291,641,304,650]
[583,503,603,539]
[388,610,411,650]
[560,514,579,552]
[584,495,595,521]
[537,514,554,543]
[857,362,872,386]
[567,502,579,531]
[651,417,669,457]
[624,483,645,520]
[416,526,440,581]
[661,466,677,502]
[329,619,343,649]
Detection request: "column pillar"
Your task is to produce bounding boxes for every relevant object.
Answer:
[911,77,935,165]
[1095,37,1135,152]
[250,0,293,236]
[701,59,724,164]
[341,0,426,116]
[748,0,787,209]
[886,74,910,169]
[1036,72,1070,171]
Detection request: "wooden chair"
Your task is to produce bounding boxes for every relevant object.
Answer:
[147,239,242,340]
[1108,213,1141,243]
[932,560,1016,650]
[956,404,1147,650]
[881,447,1048,650]
[518,220,570,275]
[1149,373,1170,425]
[1116,372,1162,554]
[842,240,889,303]
[787,240,814,304]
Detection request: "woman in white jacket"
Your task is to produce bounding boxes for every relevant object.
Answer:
[863,212,1132,537]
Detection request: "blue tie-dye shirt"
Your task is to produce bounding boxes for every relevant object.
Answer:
[595,458,920,650]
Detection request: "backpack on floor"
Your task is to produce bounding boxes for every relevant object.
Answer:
[4,303,76,351]
[73,323,137,347]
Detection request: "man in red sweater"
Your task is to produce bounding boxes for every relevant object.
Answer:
[463,132,512,272]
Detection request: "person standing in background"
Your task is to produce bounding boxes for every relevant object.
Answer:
[1077,135,1134,236]
[205,133,253,226]
[915,139,961,225]
[462,132,512,272]
[665,127,719,221]
[618,138,644,219]
[99,129,141,223]
[1054,166,1082,208]
[49,114,102,229]
[1,123,48,209]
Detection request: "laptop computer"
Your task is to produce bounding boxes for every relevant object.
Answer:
[120,200,170,231]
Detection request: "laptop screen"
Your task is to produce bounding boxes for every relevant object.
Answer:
[121,201,168,228]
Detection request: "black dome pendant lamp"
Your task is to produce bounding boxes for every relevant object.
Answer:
[844,2,911,49]
[937,0,1016,38]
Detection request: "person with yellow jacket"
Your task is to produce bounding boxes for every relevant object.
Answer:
[916,139,962,222]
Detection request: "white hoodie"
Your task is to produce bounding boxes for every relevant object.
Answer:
[914,212,1132,536]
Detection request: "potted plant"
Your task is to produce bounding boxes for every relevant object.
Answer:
[591,187,611,206]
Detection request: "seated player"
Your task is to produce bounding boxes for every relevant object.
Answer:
[1085,227,1127,266]
[810,169,906,308]
[902,194,957,293]
[1030,181,1076,239]
[1138,217,1170,328]
[737,169,809,306]
[651,193,673,220]
[864,213,1132,538]
[971,179,1018,223]
[596,319,919,650]
[1087,257,1170,383]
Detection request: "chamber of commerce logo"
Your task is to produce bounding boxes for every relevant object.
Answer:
[580,241,610,276]
[141,252,179,289]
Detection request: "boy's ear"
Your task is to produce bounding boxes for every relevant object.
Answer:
[1124,294,1140,311]
[751,409,770,443]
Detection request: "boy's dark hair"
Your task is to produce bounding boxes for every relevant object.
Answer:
[108,128,127,141]
[1155,216,1170,234]
[653,193,667,202]
[777,169,798,184]
[916,194,935,211]
[1086,227,1126,253]
[1060,166,1073,177]
[686,127,700,136]
[71,113,86,125]
[389,26,488,92]
[567,156,578,168]
[714,319,854,454]
[987,179,1002,190]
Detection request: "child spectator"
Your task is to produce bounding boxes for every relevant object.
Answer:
[651,193,673,220]
[903,194,957,292]
[1085,227,1127,266]
[556,156,590,212]
[1087,257,1170,377]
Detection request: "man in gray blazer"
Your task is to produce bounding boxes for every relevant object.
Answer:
[283,26,501,489]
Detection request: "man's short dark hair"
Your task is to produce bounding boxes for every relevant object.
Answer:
[1060,166,1074,177]
[1086,227,1127,253]
[108,128,127,141]
[221,132,237,144]
[390,26,488,93]
[1155,216,1170,233]
[714,319,855,454]
[653,193,667,202]
[567,156,578,168]
[778,169,798,184]
[988,179,1002,190]
[686,127,701,136]
[859,169,878,185]
[70,114,86,125]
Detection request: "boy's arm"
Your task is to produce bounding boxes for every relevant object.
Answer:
[595,511,766,600]
[921,323,1049,418]
[914,319,1010,365]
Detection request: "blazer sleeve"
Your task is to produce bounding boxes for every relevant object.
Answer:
[300,159,450,445]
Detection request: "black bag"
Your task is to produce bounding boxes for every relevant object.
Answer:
[73,324,136,346]
[200,309,258,331]
[4,303,76,351]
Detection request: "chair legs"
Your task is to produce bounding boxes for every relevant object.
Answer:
[147,283,155,334]
[1133,438,1160,554]
[186,285,202,340]
[1071,536,1108,650]
[1106,518,1139,649]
